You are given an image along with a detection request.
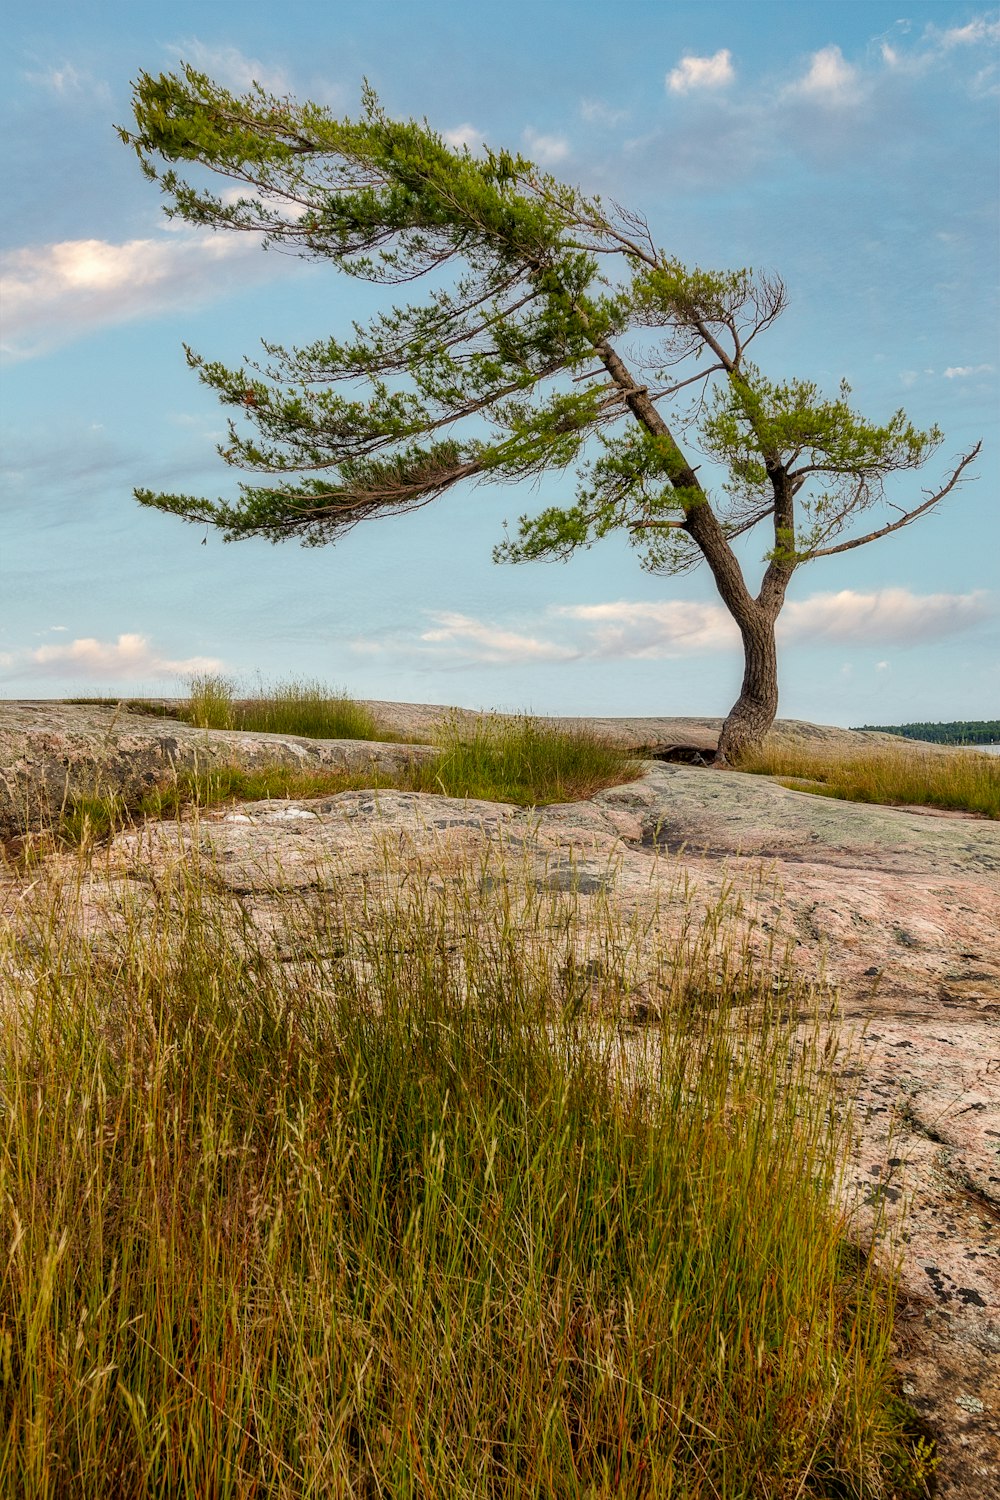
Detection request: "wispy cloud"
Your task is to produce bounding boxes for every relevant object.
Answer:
[419,612,578,663]
[0,634,224,682]
[23,61,111,104]
[778,589,992,644]
[555,600,737,657]
[350,588,991,671]
[522,127,570,165]
[580,98,629,127]
[666,49,735,95]
[937,16,1000,49]
[557,590,992,657]
[943,363,994,378]
[165,39,291,95]
[0,231,285,361]
[879,11,1000,89]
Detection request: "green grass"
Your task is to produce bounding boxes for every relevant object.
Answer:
[415,713,638,807]
[0,844,932,1497]
[737,738,1000,819]
[186,674,392,742]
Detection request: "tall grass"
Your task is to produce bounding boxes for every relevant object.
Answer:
[0,843,931,1497]
[186,674,390,743]
[739,738,1000,819]
[414,713,639,806]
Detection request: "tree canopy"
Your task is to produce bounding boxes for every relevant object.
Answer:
[121,69,980,759]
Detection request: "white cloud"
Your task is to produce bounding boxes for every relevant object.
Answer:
[2,634,224,683]
[420,612,577,664]
[944,363,994,378]
[166,39,291,95]
[790,45,860,104]
[522,127,570,165]
[0,231,276,361]
[350,589,991,672]
[778,589,991,645]
[554,600,737,657]
[442,123,484,152]
[558,588,990,657]
[667,49,735,95]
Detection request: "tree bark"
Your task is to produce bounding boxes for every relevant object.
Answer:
[716,606,780,764]
[589,331,787,766]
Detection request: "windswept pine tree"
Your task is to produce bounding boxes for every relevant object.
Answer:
[121,70,981,760]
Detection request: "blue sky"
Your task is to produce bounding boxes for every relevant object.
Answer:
[2,0,997,725]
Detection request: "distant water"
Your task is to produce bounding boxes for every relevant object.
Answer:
[956,742,1000,755]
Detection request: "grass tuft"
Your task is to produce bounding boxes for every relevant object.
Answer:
[186,674,390,742]
[737,738,1000,819]
[413,713,639,806]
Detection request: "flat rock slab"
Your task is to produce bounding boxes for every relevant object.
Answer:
[289,698,917,757]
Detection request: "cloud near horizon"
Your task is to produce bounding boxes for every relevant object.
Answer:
[559,589,991,655]
[350,589,992,669]
[0,634,224,682]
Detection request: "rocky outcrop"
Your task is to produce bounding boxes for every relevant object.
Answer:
[0,701,438,842]
[3,700,998,1492]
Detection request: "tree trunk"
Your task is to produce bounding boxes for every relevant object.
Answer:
[715,608,779,764]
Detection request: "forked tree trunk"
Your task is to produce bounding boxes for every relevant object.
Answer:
[715,607,780,765]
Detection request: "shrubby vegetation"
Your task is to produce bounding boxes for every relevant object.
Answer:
[853,719,1000,745]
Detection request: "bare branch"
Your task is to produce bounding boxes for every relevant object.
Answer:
[805,444,981,560]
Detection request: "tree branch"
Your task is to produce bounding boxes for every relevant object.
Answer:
[805,443,981,560]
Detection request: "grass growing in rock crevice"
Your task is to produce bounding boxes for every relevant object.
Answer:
[185,674,392,742]
[418,713,637,807]
[0,849,932,1498]
[738,738,1000,819]
[44,713,639,850]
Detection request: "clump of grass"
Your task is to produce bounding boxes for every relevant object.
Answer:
[186,674,391,742]
[0,848,930,1497]
[738,738,1000,819]
[415,713,640,806]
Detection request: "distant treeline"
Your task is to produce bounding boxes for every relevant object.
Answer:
[852,720,1000,745]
